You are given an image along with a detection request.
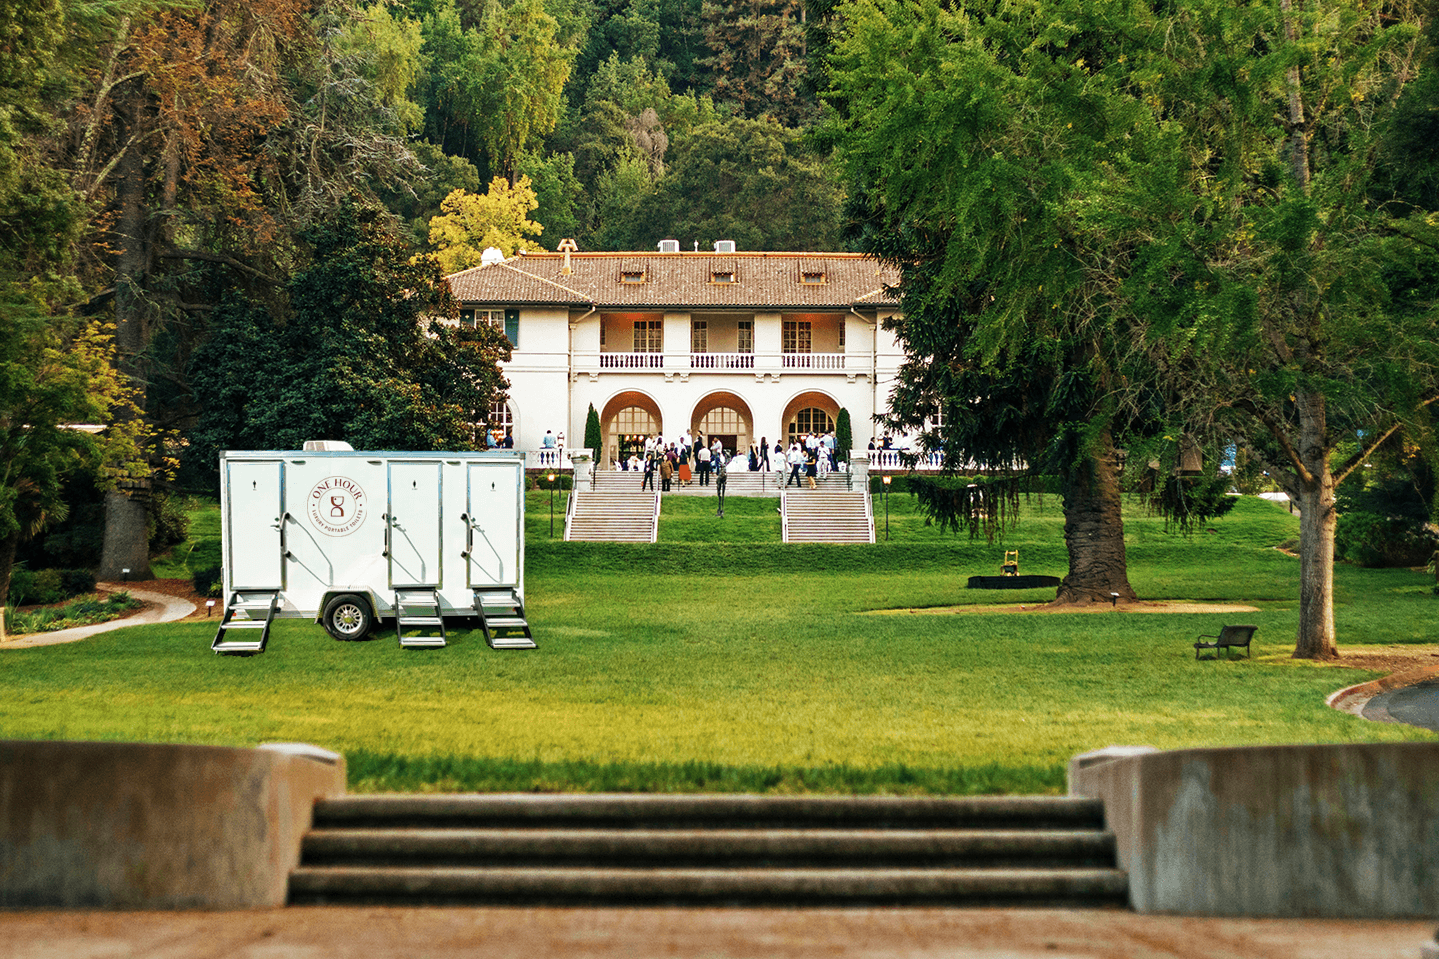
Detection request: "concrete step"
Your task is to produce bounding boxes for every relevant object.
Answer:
[288,865,1129,906]
[565,491,659,542]
[783,489,873,544]
[308,794,1109,829]
[300,828,1118,868]
[288,794,1126,907]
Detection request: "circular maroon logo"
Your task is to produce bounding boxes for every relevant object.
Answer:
[307,476,367,536]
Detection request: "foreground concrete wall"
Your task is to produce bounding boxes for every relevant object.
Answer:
[1069,743,1439,917]
[0,740,345,909]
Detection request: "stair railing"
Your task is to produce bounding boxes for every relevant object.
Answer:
[864,484,876,544]
[563,485,579,541]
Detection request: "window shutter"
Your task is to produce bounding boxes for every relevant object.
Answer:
[504,308,519,347]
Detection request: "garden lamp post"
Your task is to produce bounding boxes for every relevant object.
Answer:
[882,475,891,541]
[547,473,556,538]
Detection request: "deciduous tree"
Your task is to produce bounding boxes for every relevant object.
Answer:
[428,176,544,270]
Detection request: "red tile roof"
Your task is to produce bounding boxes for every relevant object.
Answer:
[447,251,901,310]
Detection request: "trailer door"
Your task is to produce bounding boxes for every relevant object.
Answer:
[466,463,518,588]
[227,460,284,589]
[388,461,442,587]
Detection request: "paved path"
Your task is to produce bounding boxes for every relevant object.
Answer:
[1363,677,1439,732]
[0,585,195,650]
[0,907,1431,959]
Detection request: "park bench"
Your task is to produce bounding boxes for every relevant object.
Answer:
[1194,624,1258,660]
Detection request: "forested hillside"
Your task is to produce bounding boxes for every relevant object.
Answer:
[358,0,847,252]
[0,0,847,597]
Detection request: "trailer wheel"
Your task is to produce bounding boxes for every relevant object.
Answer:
[323,593,373,641]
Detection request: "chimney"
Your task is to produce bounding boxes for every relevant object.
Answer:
[558,237,578,274]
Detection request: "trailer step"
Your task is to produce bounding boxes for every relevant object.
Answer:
[212,590,280,655]
[396,589,446,649]
[473,588,536,651]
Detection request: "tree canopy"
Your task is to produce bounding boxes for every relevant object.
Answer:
[829,0,1439,651]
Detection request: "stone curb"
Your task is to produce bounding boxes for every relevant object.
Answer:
[1326,664,1439,718]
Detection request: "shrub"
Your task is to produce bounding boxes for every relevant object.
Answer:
[59,569,97,597]
[531,474,573,491]
[1335,511,1437,568]
[9,568,65,606]
[193,565,224,597]
[584,403,602,458]
[836,408,853,460]
[148,491,192,552]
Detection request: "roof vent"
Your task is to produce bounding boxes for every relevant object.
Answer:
[302,440,354,452]
[480,247,505,266]
[658,239,681,254]
[713,240,736,254]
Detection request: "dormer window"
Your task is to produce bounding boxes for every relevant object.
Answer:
[711,259,737,284]
[620,268,646,284]
[799,260,827,285]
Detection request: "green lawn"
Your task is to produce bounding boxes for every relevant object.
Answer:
[2,494,1433,795]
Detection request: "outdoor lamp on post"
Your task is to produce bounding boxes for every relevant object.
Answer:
[547,473,556,538]
[881,475,892,541]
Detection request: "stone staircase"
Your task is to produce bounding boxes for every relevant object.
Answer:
[287,794,1129,907]
[563,490,659,542]
[782,488,875,543]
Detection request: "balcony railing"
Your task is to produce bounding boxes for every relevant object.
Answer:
[864,449,946,471]
[599,352,665,369]
[579,351,864,373]
[690,352,756,369]
[782,352,846,370]
[526,448,576,470]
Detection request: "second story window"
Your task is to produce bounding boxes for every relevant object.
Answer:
[634,319,663,352]
[782,320,812,354]
[461,308,516,346]
[691,320,708,353]
[737,320,753,354]
[461,309,503,330]
[838,322,845,352]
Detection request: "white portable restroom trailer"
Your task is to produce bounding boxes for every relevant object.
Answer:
[212,448,534,655]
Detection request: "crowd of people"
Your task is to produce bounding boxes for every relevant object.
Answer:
[614,430,846,492]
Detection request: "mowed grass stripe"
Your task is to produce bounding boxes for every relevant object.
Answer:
[1,496,1432,794]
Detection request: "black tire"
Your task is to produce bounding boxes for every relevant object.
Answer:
[322,593,374,641]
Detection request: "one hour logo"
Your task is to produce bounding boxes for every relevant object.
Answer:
[307,476,367,536]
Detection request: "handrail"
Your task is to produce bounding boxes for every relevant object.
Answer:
[563,486,578,541]
[651,491,661,543]
[863,487,876,544]
[780,491,789,543]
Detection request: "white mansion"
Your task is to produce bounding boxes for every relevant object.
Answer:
[446,240,908,468]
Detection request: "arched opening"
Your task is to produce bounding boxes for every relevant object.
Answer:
[601,390,662,467]
[690,391,754,459]
[781,391,840,446]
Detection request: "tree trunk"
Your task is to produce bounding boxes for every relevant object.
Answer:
[0,531,17,642]
[98,92,155,583]
[1292,390,1339,659]
[1053,430,1137,605]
